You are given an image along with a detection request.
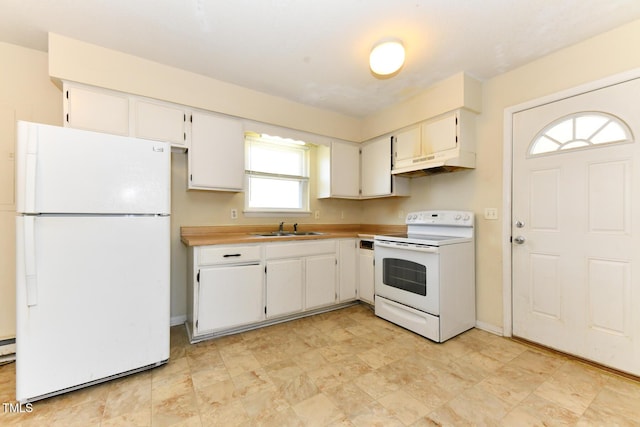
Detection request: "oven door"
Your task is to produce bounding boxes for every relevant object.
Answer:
[374,240,440,315]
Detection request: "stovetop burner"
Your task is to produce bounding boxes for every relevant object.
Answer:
[374,210,475,246]
[375,232,471,246]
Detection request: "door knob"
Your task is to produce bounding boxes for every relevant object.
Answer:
[513,236,526,244]
[515,220,525,228]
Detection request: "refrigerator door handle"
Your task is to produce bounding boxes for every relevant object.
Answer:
[23,216,38,306]
[24,131,38,213]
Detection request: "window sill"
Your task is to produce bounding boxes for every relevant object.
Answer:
[243,210,312,218]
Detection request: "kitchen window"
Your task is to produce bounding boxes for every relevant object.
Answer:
[244,133,310,214]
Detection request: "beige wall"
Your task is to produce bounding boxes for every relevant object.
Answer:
[0,42,63,340]
[2,18,640,333]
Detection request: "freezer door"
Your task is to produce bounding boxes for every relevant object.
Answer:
[15,215,170,402]
[16,121,170,215]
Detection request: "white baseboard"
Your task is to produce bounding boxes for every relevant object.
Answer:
[475,320,504,336]
[170,315,187,327]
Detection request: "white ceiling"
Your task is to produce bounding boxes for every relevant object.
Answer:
[2,0,640,118]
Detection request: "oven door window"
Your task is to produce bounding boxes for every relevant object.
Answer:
[382,258,427,296]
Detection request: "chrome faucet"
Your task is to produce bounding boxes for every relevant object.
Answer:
[278,221,284,233]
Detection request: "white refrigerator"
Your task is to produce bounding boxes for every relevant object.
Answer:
[15,121,171,402]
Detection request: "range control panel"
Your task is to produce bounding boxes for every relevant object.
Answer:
[405,210,474,227]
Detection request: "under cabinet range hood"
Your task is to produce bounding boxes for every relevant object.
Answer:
[391,109,477,177]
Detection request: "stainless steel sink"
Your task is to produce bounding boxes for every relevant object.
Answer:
[251,231,324,237]
[251,232,294,237]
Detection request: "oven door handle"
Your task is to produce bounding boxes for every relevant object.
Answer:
[375,241,439,253]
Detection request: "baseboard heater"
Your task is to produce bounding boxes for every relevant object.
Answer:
[0,338,16,364]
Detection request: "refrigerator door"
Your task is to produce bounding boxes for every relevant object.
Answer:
[16,121,170,215]
[16,215,170,402]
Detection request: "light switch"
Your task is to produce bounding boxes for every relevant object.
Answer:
[484,208,498,220]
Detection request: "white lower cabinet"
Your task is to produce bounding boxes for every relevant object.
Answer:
[187,244,264,339]
[197,264,263,333]
[265,240,337,315]
[265,258,304,318]
[338,239,358,302]
[305,254,337,310]
[188,238,355,341]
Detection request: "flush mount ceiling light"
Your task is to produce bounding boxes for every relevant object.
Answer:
[369,39,405,76]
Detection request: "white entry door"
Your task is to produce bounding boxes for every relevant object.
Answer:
[512,77,640,376]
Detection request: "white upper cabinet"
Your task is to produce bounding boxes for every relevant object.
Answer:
[392,109,476,175]
[64,82,188,149]
[317,141,360,199]
[394,126,422,165]
[361,136,409,198]
[421,112,458,154]
[361,136,389,196]
[132,99,187,148]
[188,111,244,192]
[64,83,129,136]
[393,113,457,171]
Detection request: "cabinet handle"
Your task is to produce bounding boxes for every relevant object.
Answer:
[223,254,242,258]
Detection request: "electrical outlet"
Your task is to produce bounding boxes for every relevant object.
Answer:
[398,210,405,219]
[340,210,345,220]
[230,208,238,220]
[484,208,498,220]
[315,210,320,219]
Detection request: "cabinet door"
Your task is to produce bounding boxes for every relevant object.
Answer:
[266,259,303,318]
[197,264,263,334]
[394,126,421,163]
[65,85,129,136]
[361,136,391,197]
[338,240,357,302]
[331,142,360,197]
[133,100,186,147]
[189,111,244,191]
[358,250,375,304]
[421,112,457,155]
[305,254,337,310]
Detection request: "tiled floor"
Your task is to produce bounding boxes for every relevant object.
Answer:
[1,304,640,426]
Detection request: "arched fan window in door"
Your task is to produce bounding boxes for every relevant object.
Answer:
[528,111,633,156]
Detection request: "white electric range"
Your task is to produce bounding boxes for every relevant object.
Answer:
[374,210,476,342]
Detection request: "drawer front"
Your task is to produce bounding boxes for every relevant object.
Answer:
[265,240,336,259]
[375,296,440,342]
[198,245,262,265]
